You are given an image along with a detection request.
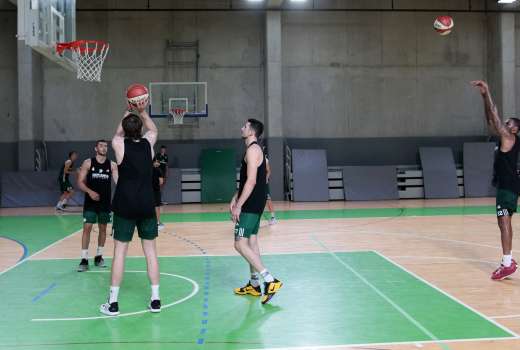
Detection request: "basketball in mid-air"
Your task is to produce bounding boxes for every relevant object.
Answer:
[433,16,454,36]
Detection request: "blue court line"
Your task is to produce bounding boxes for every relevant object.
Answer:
[0,235,29,262]
[171,233,210,345]
[32,283,57,303]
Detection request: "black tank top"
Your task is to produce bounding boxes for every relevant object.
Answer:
[238,142,267,214]
[494,135,520,192]
[58,159,74,182]
[112,138,155,219]
[84,157,112,212]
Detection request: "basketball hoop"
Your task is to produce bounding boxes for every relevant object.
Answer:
[56,40,109,82]
[169,108,186,126]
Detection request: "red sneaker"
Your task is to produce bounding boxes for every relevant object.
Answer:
[491,259,518,280]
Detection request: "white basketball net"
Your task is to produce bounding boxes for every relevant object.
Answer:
[56,40,110,82]
[169,108,186,126]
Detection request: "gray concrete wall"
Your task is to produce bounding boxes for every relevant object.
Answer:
[0,143,17,172]
[0,10,18,172]
[43,8,491,142]
[43,11,265,142]
[282,11,488,138]
[3,3,519,172]
[0,11,18,144]
[515,13,520,118]
[0,0,15,10]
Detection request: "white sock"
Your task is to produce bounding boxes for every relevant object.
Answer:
[151,285,160,301]
[96,246,104,256]
[260,269,274,283]
[250,272,260,287]
[57,200,63,207]
[63,198,68,205]
[271,213,275,218]
[81,249,88,260]
[109,286,119,304]
[503,254,513,267]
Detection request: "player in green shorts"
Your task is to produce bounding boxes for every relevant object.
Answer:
[100,89,161,316]
[230,119,283,304]
[472,80,520,280]
[76,140,118,272]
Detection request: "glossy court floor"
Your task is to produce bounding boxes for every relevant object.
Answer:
[1,198,520,350]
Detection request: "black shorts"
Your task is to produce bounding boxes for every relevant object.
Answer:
[160,166,167,178]
[496,189,518,217]
[154,191,162,207]
[58,179,73,193]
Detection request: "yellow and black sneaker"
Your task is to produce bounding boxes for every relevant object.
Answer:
[261,279,283,304]
[234,282,262,297]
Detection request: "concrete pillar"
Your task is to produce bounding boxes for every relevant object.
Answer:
[17,41,43,171]
[499,13,516,118]
[487,13,516,119]
[265,11,284,200]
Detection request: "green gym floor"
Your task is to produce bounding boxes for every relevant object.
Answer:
[1,200,519,350]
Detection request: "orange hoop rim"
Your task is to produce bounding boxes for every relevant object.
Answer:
[172,108,186,115]
[56,40,109,55]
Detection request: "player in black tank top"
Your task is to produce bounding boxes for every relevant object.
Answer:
[237,142,267,214]
[472,80,520,280]
[494,137,520,193]
[152,159,165,229]
[155,145,169,179]
[100,95,162,316]
[154,145,169,205]
[55,151,78,211]
[230,119,283,304]
[76,140,118,272]
[112,138,156,219]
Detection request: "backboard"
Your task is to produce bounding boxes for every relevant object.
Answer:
[18,0,77,71]
[149,82,208,119]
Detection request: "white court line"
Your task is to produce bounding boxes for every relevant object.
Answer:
[244,336,520,350]
[375,251,520,338]
[388,255,498,265]
[32,270,199,322]
[356,229,501,250]
[491,315,520,319]
[0,229,81,277]
[310,235,452,350]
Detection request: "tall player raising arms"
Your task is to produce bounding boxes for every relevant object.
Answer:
[100,85,161,315]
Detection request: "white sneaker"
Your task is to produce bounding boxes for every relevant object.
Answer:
[269,217,277,225]
[157,222,165,230]
[100,302,120,316]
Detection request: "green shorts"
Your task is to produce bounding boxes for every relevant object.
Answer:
[234,212,261,239]
[112,214,158,242]
[58,179,73,193]
[496,189,518,217]
[83,211,111,224]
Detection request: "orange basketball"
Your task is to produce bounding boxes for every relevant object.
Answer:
[126,84,149,105]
